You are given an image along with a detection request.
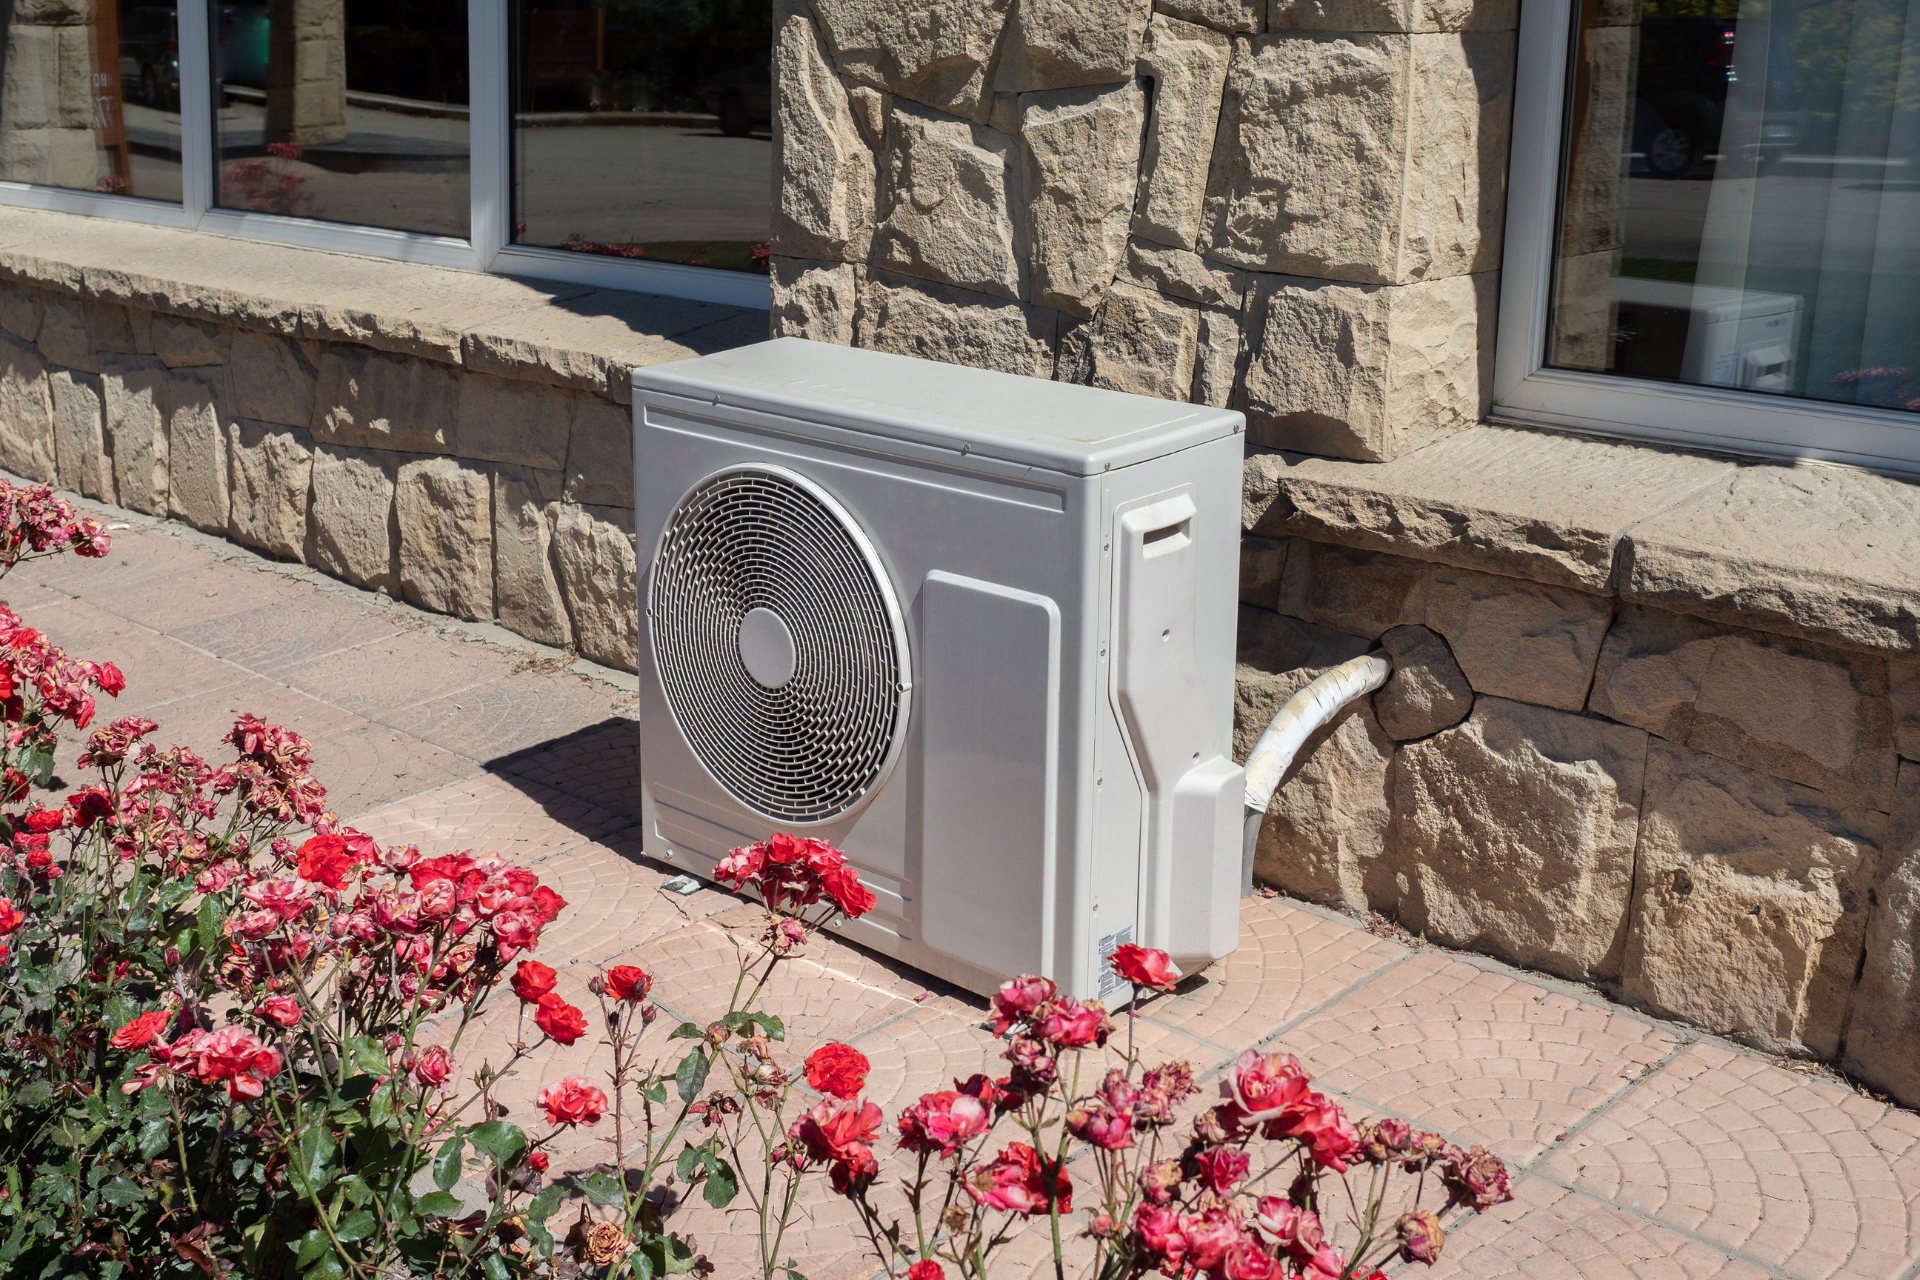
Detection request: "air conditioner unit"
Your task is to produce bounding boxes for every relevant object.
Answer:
[631,338,1246,1002]
[1610,276,1802,393]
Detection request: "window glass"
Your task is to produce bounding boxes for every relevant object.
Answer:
[212,0,469,237]
[0,0,184,201]
[509,0,770,274]
[1550,0,1920,414]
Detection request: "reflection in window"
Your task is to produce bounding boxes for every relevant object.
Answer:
[510,0,771,274]
[0,0,183,201]
[1550,0,1920,413]
[212,0,470,237]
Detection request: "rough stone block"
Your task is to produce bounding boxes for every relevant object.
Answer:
[1559,23,1633,258]
[313,345,458,453]
[774,0,877,263]
[1267,0,1517,33]
[1267,427,1740,592]
[873,104,1027,302]
[1422,564,1612,712]
[846,83,888,147]
[493,465,572,649]
[227,420,313,561]
[1278,538,1429,639]
[1021,81,1146,317]
[151,313,232,368]
[1234,604,1370,738]
[1391,696,1646,981]
[1240,270,1494,462]
[1200,31,1513,284]
[770,257,859,345]
[1191,307,1242,407]
[1894,659,1920,762]
[454,372,569,470]
[37,292,90,372]
[1621,742,1885,1059]
[48,368,109,500]
[1587,604,1722,740]
[1372,622,1471,740]
[995,0,1153,91]
[0,284,43,343]
[0,328,54,483]
[856,268,1058,379]
[1156,0,1264,33]
[1550,250,1619,373]
[1134,16,1232,250]
[1252,666,1398,914]
[1086,281,1201,399]
[230,329,319,428]
[396,454,493,621]
[163,367,231,535]
[1120,237,1248,309]
[1240,535,1286,608]
[1686,630,1896,812]
[1620,464,1920,656]
[563,396,633,508]
[553,502,639,671]
[309,442,398,593]
[1841,760,1920,1107]
[810,0,1013,119]
[101,353,168,514]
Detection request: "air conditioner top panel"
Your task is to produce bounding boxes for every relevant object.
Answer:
[632,338,1245,477]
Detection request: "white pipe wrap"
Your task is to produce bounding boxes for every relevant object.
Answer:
[1241,653,1392,814]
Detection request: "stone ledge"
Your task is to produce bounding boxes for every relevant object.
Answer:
[0,207,768,402]
[1245,424,1920,656]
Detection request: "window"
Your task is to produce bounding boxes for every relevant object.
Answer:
[0,0,771,308]
[1496,0,1920,471]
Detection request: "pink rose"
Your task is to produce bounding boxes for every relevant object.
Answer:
[1036,998,1111,1049]
[1194,1145,1250,1195]
[260,996,301,1028]
[408,1045,455,1090]
[897,1090,990,1157]
[989,974,1056,1035]
[1133,1204,1187,1265]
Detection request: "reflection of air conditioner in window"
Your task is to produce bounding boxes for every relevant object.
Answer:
[1611,277,1801,393]
[631,339,1248,1001]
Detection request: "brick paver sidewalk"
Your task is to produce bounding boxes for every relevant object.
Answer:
[17,508,1920,1280]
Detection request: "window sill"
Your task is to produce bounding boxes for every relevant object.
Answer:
[1244,423,1920,657]
[0,206,768,404]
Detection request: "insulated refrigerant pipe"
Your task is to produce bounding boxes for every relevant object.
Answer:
[1239,651,1393,898]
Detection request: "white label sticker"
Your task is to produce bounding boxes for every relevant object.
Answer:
[1096,924,1135,998]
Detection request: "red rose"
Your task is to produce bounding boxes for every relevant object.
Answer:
[1275,1092,1360,1172]
[20,808,63,833]
[295,834,360,890]
[534,993,588,1045]
[68,787,112,828]
[1194,1145,1250,1194]
[0,897,23,935]
[1252,1198,1324,1256]
[1225,1049,1310,1126]
[260,996,301,1028]
[804,1043,870,1100]
[1109,943,1181,991]
[93,661,125,696]
[788,1098,883,1164]
[819,861,877,918]
[527,1152,550,1172]
[492,910,541,956]
[1036,998,1111,1049]
[897,1089,990,1156]
[990,975,1057,1035]
[530,885,566,924]
[1180,1207,1242,1273]
[536,1074,607,1126]
[243,877,316,922]
[907,1262,946,1280]
[965,1143,1069,1216]
[828,1141,879,1194]
[1223,1239,1283,1280]
[511,960,558,1003]
[1134,1204,1187,1265]
[1064,1101,1133,1150]
[191,1025,284,1102]
[408,1045,455,1090]
[111,1010,171,1050]
[603,965,650,1003]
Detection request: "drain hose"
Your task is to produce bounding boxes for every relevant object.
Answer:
[1239,652,1393,898]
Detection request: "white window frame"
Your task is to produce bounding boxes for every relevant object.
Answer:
[0,0,771,310]
[1494,0,1920,475]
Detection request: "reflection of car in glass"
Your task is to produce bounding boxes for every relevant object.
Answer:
[1631,16,1806,178]
[214,2,270,90]
[706,51,770,136]
[120,6,180,111]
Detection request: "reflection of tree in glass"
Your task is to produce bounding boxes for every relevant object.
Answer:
[596,0,771,113]
[224,143,311,215]
[1786,0,1916,153]
[1832,366,1920,411]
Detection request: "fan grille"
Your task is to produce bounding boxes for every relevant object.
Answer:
[648,467,906,824]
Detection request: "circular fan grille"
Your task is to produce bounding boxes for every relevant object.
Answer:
[648,466,908,825]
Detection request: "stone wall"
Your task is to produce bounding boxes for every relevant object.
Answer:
[1244,433,1920,1108]
[768,0,1515,462]
[0,279,675,673]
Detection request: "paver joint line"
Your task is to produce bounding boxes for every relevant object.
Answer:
[1257,950,1418,1049]
[1511,1036,1701,1179]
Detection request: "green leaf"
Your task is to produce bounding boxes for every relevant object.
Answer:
[293,1229,330,1268]
[303,1253,346,1280]
[334,1074,376,1104]
[332,1211,377,1243]
[344,1036,388,1077]
[135,1118,170,1161]
[642,1080,669,1105]
[581,1171,624,1207]
[195,895,221,958]
[526,1185,564,1222]
[467,1120,525,1165]
[432,1134,463,1192]
[295,1125,337,1192]
[668,1022,704,1041]
[481,1255,510,1280]
[702,1156,738,1209]
[674,1049,709,1102]
[413,1191,463,1217]
[97,1177,142,1208]
[749,1012,786,1041]
[631,1251,656,1280]
[675,1145,701,1183]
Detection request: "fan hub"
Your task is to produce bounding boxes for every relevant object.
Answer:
[738,606,797,689]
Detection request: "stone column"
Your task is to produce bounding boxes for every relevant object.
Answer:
[1552,0,1639,371]
[0,0,106,190]
[264,0,347,146]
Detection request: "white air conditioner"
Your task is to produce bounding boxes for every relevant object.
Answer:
[1611,276,1802,394]
[631,338,1246,1002]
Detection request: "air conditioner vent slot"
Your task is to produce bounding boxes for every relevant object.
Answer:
[648,465,909,825]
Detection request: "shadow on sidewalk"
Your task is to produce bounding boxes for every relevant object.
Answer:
[486,714,646,825]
